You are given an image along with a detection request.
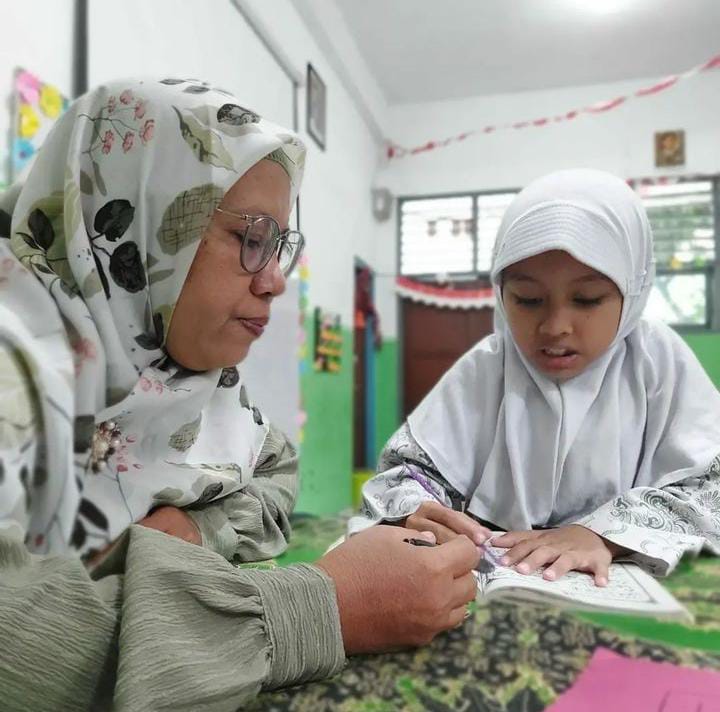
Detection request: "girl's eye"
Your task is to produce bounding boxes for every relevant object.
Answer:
[574,296,604,307]
[512,295,542,307]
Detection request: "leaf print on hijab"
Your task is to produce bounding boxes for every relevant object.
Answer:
[157,184,223,255]
[168,414,202,452]
[218,367,240,388]
[0,209,11,238]
[13,193,78,297]
[217,103,260,126]
[173,106,235,170]
[93,199,135,241]
[109,242,146,292]
[88,199,140,297]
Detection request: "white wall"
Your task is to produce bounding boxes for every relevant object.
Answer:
[0,0,75,185]
[381,72,720,197]
[376,72,720,336]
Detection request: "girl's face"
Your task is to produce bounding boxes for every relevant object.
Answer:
[166,159,291,370]
[502,250,623,381]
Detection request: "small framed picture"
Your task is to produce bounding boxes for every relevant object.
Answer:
[655,130,685,167]
[306,64,326,151]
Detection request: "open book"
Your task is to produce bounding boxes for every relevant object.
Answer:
[476,543,692,623]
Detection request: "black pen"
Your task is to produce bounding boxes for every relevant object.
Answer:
[403,537,437,547]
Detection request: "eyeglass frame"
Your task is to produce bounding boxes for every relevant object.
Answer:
[215,207,305,276]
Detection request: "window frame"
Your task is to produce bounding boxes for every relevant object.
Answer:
[397,176,720,332]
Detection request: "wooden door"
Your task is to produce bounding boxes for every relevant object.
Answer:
[402,292,494,418]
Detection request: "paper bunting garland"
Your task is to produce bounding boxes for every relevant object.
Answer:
[387,52,720,160]
[396,277,496,310]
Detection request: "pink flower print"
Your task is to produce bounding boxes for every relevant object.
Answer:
[139,376,152,392]
[134,100,146,120]
[71,338,96,375]
[101,129,114,154]
[139,118,155,144]
[107,95,117,114]
[122,131,134,153]
[119,89,134,105]
[117,463,128,473]
[0,257,15,286]
[154,380,164,394]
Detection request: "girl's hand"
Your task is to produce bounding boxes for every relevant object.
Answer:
[139,505,202,546]
[492,524,628,586]
[404,501,492,546]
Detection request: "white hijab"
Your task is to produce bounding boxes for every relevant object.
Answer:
[0,78,305,556]
[408,169,720,530]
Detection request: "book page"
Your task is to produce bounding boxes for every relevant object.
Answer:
[476,544,688,618]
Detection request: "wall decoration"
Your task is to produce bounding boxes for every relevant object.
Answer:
[396,276,496,310]
[386,52,720,160]
[654,130,685,167]
[11,68,69,179]
[314,307,342,373]
[306,63,327,150]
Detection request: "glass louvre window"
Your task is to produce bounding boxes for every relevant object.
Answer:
[639,181,715,270]
[399,179,717,328]
[476,192,517,272]
[639,180,715,327]
[399,197,474,276]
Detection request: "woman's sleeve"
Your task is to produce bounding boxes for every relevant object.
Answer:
[575,454,720,576]
[186,423,299,562]
[0,525,345,712]
[347,422,462,535]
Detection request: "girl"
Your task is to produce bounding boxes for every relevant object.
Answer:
[351,169,720,585]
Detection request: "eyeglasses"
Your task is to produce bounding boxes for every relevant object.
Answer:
[215,207,305,277]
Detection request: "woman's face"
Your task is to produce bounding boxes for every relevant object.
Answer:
[166,159,291,370]
[502,250,623,381]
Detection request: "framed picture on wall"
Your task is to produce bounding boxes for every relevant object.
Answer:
[306,63,326,150]
[655,130,685,167]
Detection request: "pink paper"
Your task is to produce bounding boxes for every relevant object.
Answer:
[547,647,720,712]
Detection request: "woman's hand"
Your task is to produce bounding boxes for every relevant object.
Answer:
[492,524,628,586]
[139,505,202,546]
[404,501,492,545]
[316,525,480,654]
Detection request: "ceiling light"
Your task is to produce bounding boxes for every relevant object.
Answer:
[568,0,636,15]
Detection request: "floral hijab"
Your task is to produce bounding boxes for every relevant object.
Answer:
[0,78,305,557]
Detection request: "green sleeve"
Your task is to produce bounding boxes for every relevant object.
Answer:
[0,525,345,711]
[186,423,299,562]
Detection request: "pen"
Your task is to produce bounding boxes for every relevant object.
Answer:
[403,537,437,547]
[403,462,504,566]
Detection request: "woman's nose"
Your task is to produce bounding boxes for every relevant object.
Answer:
[250,255,286,298]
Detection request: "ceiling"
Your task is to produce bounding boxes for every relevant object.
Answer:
[334,0,720,104]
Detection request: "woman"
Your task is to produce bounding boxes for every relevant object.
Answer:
[0,79,479,710]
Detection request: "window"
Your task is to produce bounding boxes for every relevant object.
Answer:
[637,180,715,328]
[398,178,718,329]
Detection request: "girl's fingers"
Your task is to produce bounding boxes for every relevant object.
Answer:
[514,545,559,574]
[592,558,610,587]
[500,538,541,566]
[542,552,579,581]
[493,530,541,548]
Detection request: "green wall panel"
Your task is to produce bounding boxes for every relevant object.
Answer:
[296,324,353,515]
[682,332,720,387]
[374,337,399,456]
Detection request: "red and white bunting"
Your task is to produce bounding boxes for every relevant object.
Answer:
[387,52,720,160]
[396,277,496,310]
